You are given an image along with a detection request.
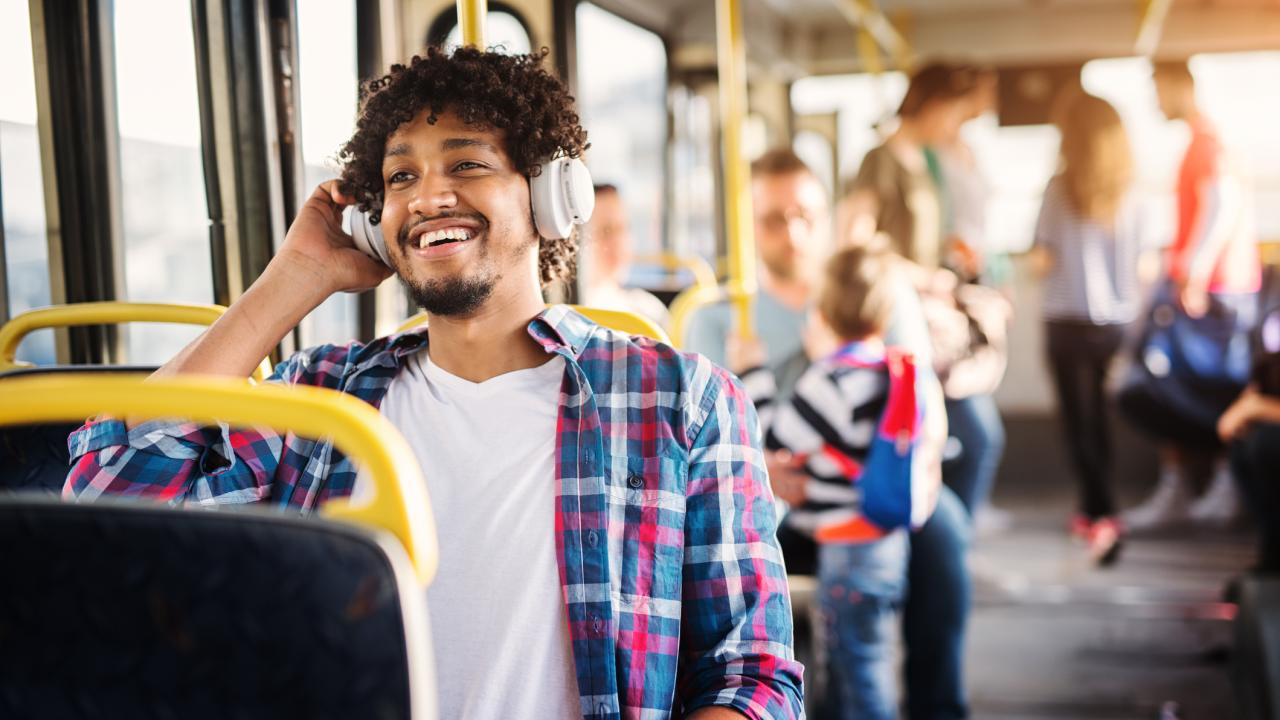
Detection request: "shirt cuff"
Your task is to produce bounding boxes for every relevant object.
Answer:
[67,419,129,457]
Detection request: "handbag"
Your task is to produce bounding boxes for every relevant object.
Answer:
[1124,278,1253,430]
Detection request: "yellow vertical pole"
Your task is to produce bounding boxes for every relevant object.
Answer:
[854,0,883,75]
[457,0,487,48]
[716,0,757,339]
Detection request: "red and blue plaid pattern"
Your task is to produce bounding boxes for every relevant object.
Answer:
[64,305,803,719]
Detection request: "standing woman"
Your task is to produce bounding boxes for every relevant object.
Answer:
[1032,91,1142,564]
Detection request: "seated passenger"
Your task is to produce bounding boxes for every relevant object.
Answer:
[729,245,945,720]
[64,47,802,720]
[1220,308,1280,577]
[687,148,972,720]
[582,183,671,328]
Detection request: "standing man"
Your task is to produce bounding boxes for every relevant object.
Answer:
[65,47,802,720]
[686,148,972,720]
[1122,60,1261,529]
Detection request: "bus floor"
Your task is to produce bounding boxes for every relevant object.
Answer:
[964,413,1251,719]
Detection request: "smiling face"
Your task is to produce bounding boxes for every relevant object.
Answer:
[378,110,540,316]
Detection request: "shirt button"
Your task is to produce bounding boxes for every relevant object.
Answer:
[592,617,603,634]
[587,530,598,548]
[627,473,643,489]
[583,448,595,464]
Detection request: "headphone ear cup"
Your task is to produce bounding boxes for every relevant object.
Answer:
[346,206,393,268]
[530,157,595,240]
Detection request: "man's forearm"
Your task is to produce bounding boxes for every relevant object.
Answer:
[151,254,332,380]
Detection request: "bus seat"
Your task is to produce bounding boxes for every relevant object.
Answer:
[1233,576,1280,720]
[397,304,673,344]
[0,374,438,719]
[0,497,431,719]
[0,423,78,495]
[0,303,272,496]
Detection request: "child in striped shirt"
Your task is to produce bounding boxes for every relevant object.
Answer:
[731,245,945,720]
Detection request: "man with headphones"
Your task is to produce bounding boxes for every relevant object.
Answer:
[64,47,802,719]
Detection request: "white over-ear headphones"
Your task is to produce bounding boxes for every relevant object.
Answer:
[347,156,594,267]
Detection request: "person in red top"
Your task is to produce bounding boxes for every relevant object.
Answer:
[1123,60,1261,531]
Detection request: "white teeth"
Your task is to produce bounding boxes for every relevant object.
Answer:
[418,227,473,248]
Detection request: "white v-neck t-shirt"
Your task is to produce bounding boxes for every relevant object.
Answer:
[376,349,579,719]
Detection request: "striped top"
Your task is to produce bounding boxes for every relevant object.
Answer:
[742,341,931,541]
[1034,175,1143,325]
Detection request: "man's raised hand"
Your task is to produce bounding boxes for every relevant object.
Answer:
[279,181,393,295]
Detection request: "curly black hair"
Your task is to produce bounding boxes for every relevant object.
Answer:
[338,46,589,287]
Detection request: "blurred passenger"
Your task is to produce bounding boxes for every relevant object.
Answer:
[1121,60,1262,530]
[1031,92,1142,564]
[838,62,971,268]
[686,148,823,387]
[1220,307,1280,575]
[689,147,973,720]
[937,66,998,284]
[840,64,1008,531]
[582,184,671,328]
[729,245,947,720]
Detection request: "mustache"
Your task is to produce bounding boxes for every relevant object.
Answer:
[396,211,488,247]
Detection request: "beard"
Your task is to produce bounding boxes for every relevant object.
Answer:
[402,273,496,317]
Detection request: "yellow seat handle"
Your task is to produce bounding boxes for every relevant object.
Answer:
[0,374,437,584]
[0,302,273,382]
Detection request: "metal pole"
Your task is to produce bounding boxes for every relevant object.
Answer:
[457,0,487,48]
[715,0,756,338]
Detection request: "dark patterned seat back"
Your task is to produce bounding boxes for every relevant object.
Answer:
[0,497,432,720]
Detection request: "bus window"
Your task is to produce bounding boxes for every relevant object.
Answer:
[670,85,717,265]
[0,0,54,364]
[793,71,1060,255]
[296,0,359,347]
[793,130,835,197]
[1085,53,1280,246]
[113,0,212,364]
[442,11,532,55]
[576,3,667,265]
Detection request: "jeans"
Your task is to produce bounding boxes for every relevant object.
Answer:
[819,531,911,720]
[942,394,1005,516]
[1231,422,1280,572]
[1045,321,1127,518]
[904,486,971,720]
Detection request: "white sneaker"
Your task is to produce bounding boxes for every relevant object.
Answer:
[1123,469,1192,531]
[1188,462,1242,526]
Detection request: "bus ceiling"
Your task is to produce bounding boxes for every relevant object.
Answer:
[593,0,1280,77]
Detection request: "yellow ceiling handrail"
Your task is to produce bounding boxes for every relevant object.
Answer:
[669,284,729,350]
[0,302,273,382]
[716,0,758,340]
[0,373,437,584]
[457,0,486,48]
[632,253,718,290]
[397,305,672,345]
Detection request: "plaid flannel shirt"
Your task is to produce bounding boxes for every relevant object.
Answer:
[64,304,804,719]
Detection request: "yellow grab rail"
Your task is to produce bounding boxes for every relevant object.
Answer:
[457,0,486,47]
[397,305,672,345]
[668,284,728,350]
[716,0,758,339]
[0,374,437,583]
[632,253,718,290]
[0,302,272,382]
